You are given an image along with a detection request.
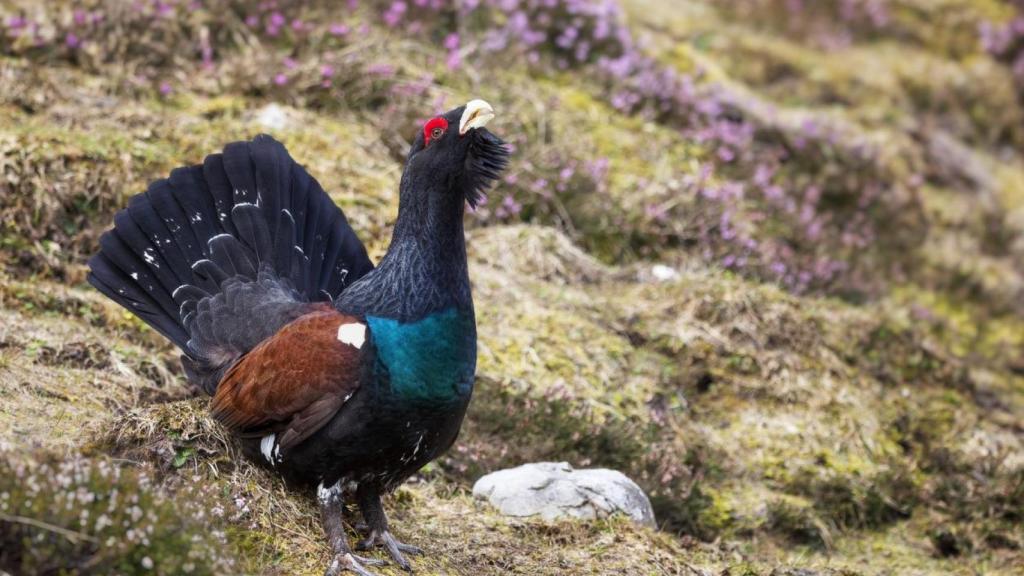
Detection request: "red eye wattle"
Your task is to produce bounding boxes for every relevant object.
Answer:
[423,117,449,146]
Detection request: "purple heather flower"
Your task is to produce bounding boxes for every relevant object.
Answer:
[446,51,461,70]
[367,63,395,76]
[65,33,81,48]
[501,195,522,216]
[444,32,459,51]
[273,73,288,85]
[383,1,407,27]
[444,33,461,69]
[154,1,173,18]
[266,11,285,35]
[329,23,350,36]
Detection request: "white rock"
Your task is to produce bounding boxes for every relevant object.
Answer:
[651,264,680,282]
[472,462,656,527]
[255,103,294,131]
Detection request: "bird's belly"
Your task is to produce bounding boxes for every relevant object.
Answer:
[260,380,471,490]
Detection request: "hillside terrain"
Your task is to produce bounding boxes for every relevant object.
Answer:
[1,1,1023,574]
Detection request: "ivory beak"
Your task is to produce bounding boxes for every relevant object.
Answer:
[459,99,495,135]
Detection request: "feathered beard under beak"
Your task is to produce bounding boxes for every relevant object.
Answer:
[465,129,510,209]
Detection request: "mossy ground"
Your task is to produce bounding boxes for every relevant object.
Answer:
[2,1,1023,574]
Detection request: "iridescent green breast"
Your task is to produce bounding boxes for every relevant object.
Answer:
[366,308,476,402]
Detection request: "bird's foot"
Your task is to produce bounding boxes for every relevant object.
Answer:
[356,530,423,571]
[324,552,386,576]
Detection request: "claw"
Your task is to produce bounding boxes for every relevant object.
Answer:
[353,555,387,567]
[357,530,422,571]
[324,552,384,576]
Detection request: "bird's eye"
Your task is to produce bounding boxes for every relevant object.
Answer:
[423,117,450,147]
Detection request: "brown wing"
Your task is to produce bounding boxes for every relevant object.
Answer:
[210,306,366,450]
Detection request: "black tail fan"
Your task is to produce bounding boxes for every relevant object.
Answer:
[88,135,374,392]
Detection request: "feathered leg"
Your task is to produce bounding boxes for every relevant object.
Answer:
[318,482,386,576]
[355,484,423,571]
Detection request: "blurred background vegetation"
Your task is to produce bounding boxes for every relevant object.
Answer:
[0,0,1022,574]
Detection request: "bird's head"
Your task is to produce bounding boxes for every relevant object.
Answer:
[403,99,510,210]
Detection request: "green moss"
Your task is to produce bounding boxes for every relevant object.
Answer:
[784,459,920,531]
[693,487,737,537]
[765,496,832,548]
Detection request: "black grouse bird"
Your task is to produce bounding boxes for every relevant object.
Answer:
[87,100,508,575]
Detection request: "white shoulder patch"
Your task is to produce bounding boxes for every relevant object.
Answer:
[337,322,366,349]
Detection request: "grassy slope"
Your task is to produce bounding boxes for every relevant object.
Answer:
[1,1,1023,575]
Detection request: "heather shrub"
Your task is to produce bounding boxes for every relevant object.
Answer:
[0,1,386,103]
[1,0,927,297]
[981,1,1024,96]
[364,0,926,294]
[0,445,237,575]
[715,0,892,49]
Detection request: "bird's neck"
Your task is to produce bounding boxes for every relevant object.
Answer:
[338,182,472,321]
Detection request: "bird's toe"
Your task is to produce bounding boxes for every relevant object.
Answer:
[393,541,423,555]
[380,530,422,570]
[324,552,384,576]
[356,530,423,571]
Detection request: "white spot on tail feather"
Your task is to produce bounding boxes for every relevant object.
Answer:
[260,434,276,465]
[337,323,366,349]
